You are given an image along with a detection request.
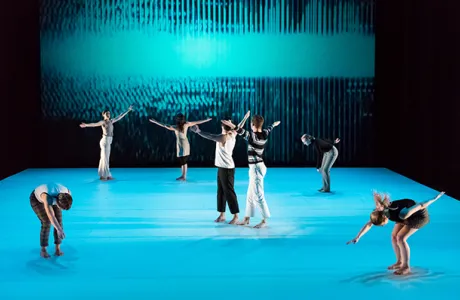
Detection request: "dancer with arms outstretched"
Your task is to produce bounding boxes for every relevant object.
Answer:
[222,111,280,228]
[149,114,211,181]
[347,190,445,275]
[80,105,133,180]
[190,120,239,224]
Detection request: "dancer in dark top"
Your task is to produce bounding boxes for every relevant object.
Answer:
[347,190,445,275]
[222,111,280,228]
[301,134,340,192]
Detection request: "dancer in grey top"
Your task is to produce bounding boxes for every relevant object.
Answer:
[149,114,211,181]
[80,105,133,180]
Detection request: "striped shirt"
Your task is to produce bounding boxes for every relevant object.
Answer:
[236,125,274,164]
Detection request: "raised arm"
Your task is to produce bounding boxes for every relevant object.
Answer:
[112,105,133,123]
[237,111,251,128]
[149,119,176,131]
[373,190,386,211]
[399,191,445,220]
[186,118,212,127]
[80,121,104,128]
[190,125,227,143]
[263,121,280,136]
[347,221,373,244]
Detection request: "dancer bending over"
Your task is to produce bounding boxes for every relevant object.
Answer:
[80,106,133,180]
[301,134,340,192]
[190,121,239,224]
[347,190,445,275]
[30,183,73,258]
[222,111,280,228]
[149,114,211,181]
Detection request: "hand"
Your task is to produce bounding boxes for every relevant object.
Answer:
[190,125,200,133]
[244,110,251,119]
[334,138,340,144]
[57,229,65,240]
[273,121,281,127]
[221,120,236,129]
[128,105,133,111]
[79,123,86,128]
[149,119,157,123]
[317,169,320,172]
[346,238,359,245]
[436,191,446,200]
[301,134,307,142]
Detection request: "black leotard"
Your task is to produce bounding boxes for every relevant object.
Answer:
[387,199,430,229]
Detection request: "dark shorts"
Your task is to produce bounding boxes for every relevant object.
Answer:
[178,156,189,166]
[401,209,430,229]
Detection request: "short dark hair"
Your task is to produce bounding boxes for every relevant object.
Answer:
[252,115,264,129]
[57,193,73,210]
[102,110,110,116]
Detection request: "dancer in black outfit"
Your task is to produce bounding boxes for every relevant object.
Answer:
[301,134,340,192]
[347,190,445,275]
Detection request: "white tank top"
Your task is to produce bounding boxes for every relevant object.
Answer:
[215,133,236,169]
[34,183,70,205]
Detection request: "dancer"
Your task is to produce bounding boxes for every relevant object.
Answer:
[30,183,73,258]
[301,134,340,192]
[190,121,239,224]
[149,114,212,181]
[221,111,280,228]
[80,105,133,180]
[347,190,445,275]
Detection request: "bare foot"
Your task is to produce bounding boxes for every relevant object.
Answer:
[394,266,411,275]
[107,177,114,180]
[40,249,50,259]
[237,218,250,226]
[228,217,239,225]
[100,177,107,181]
[254,221,267,228]
[387,262,402,270]
[215,216,226,223]
[55,249,64,256]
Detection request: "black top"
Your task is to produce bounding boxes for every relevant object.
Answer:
[387,199,416,223]
[311,138,336,169]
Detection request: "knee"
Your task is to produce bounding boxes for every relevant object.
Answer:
[41,221,51,228]
[391,233,398,242]
[395,234,406,244]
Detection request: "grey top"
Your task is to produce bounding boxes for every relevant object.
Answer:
[175,129,190,157]
[102,120,114,136]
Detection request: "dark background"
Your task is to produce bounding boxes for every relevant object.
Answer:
[1,0,459,200]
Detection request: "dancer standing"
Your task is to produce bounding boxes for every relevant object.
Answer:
[347,190,445,275]
[30,183,73,258]
[149,114,212,181]
[221,111,280,228]
[301,134,340,192]
[80,105,133,180]
[190,121,239,224]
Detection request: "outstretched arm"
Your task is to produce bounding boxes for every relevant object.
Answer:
[112,106,133,123]
[263,121,280,136]
[237,110,251,128]
[80,121,104,128]
[347,221,373,244]
[149,119,176,131]
[399,191,445,220]
[186,118,212,127]
[190,125,227,143]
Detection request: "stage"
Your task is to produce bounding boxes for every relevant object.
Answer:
[0,168,459,299]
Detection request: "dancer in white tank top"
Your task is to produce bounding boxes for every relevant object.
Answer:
[80,105,133,180]
[190,120,240,224]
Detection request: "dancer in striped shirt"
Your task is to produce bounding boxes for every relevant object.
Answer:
[222,111,280,228]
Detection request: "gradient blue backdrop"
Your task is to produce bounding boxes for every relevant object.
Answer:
[40,0,375,167]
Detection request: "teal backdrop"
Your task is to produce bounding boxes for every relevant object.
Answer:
[40,0,375,167]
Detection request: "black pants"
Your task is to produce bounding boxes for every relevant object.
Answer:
[217,167,239,214]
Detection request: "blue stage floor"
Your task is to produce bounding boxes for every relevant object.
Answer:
[0,168,459,299]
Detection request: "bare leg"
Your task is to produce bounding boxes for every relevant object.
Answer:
[182,164,188,180]
[395,226,418,275]
[388,223,405,269]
